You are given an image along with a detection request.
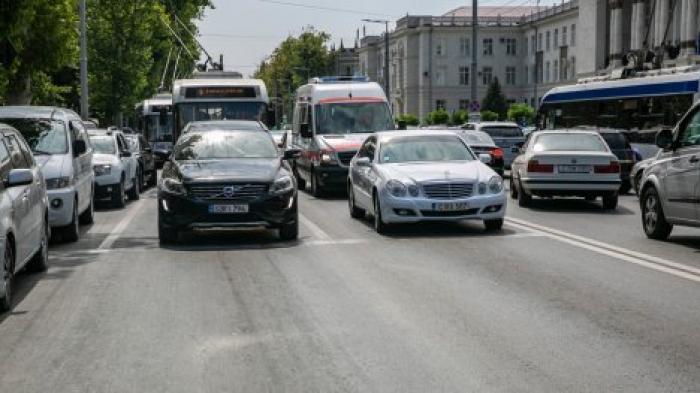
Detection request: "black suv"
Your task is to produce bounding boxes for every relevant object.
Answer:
[158,129,300,243]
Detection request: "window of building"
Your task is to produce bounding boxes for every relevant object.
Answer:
[525,65,529,84]
[561,59,568,80]
[524,37,528,56]
[436,100,447,111]
[459,66,470,85]
[459,100,470,111]
[553,60,559,82]
[483,38,493,56]
[482,67,493,85]
[435,68,446,86]
[531,35,536,54]
[571,56,576,78]
[571,24,576,46]
[506,67,516,85]
[554,28,559,48]
[538,33,543,51]
[506,38,517,56]
[562,26,568,46]
[459,37,470,56]
[546,31,551,51]
[436,38,446,56]
[545,61,550,83]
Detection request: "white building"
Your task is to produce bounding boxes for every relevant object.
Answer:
[358,0,700,120]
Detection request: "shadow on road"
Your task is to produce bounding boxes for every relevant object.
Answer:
[353,215,518,239]
[155,229,303,252]
[522,197,637,216]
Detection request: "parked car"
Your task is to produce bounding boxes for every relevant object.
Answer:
[0,124,50,311]
[0,107,94,242]
[452,129,505,176]
[125,134,157,189]
[88,131,139,207]
[347,130,506,233]
[463,122,525,169]
[158,128,301,243]
[182,120,268,135]
[639,103,700,240]
[510,130,622,209]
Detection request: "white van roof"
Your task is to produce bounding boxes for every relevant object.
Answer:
[296,81,388,106]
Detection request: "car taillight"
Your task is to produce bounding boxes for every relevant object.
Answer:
[594,161,620,174]
[527,160,554,173]
[490,147,504,160]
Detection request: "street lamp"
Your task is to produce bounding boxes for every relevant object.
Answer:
[362,19,391,97]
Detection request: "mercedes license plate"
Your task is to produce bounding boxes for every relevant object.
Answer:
[433,202,470,212]
[209,204,249,214]
[558,165,591,173]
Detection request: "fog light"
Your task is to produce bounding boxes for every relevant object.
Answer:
[482,205,502,213]
[51,199,63,209]
[393,208,415,216]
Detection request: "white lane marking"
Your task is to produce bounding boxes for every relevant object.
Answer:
[97,200,146,250]
[302,239,367,247]
[505,218,700,283]
[299,213,332,241]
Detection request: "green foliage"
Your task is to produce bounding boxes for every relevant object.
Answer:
[507,103,535,125]
[395,114,419,126]
[451,110,469,126]
[481,77,508,120]
[480,110,499,121]
[426,109,450,125]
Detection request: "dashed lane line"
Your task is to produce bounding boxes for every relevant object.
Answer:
[299,213,333,241]
[97,198,147,250]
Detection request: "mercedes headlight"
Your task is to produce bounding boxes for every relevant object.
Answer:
[160,178,186,195]
[93,164,112,176]
[488,176,504,193]
[386,180,408,198]
[46,176,72,190]
[270,175,294,195]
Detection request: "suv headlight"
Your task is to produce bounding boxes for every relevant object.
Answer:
[386,180,408,197]
[488,176,503,193]
[46,176,72,190]
[270,175,294,195]
[160,178,186,195]
[93,164,112,176]
[319,149,338,166]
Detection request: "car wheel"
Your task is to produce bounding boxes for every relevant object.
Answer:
[128,170,140,201]
[158,209,178,244]
[602,193,618,210]
[641,187,673,240]
[27,217,49,273]
[509,176,518,199]
[79,189,94,225]
[63,201,80,243]
[112,177,126,208]
[0,239,14,312]
[348,183,365,219]
[517,180,532,207]
[373,194,390,235]
[484,218,504,232]
[310,169,324,198]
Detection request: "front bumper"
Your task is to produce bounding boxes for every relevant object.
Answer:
[47,188,76,227]
[315,165,349,190]
[379,193,507,224]
[158,190,297,231]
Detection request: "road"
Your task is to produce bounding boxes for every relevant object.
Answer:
[0,186,699,392]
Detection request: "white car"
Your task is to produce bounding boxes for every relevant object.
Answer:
[348,130,507,233]
[510,130,622,209]
[88,130,139,207]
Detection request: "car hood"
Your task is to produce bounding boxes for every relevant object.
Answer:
[92,153,119,166]
[34,154,69,177]
[380,161,495,183]
[177,159,281,183]
[319,134,371,152]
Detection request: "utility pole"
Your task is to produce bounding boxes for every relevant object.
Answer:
[471,0,478,105]
[79,0,89,120]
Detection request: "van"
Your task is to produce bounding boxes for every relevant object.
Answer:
[0,107,94,242]
[291,76,395,196]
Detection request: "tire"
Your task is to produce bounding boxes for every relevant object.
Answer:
[0,239,14,312]
[158,209,178,244]
[147,169,157,188]
[602,193,618,210]
[310,169,324,198]
[373,194,390,235]
[112,177,126,208]
[348,183,365,219]
[517,180,532,207]
[619,181,632,195]
[484,218,504,231]
[62,201,80,243]
[641,187,673,240]
[509,176,518,199]
[294,166,306,191]
[128,170,140,201]
[26,217,49,273]
[79,190,94,225]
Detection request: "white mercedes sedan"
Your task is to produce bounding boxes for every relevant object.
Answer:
[347,130,507,234]
[510,130,622,209]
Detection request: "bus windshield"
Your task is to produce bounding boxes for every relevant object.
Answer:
[144,114,173,143]
[175,102,267,138]
[315,102,394,135]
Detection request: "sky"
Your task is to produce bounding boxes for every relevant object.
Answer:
[197,0,561,77]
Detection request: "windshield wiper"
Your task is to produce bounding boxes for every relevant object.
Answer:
[32,149,53,155]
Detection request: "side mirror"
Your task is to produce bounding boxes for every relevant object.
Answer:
[479,153,492,164]
[655,129,674,150]
[4,169,33,188]
[283,149,302,160]
[355,157,371,167]
[120,151,132,158]
[73,139,87,157]
[299,123,312,139]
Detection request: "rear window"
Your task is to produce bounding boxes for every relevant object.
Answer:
[533,133,608,152]
[600,133,630,150]
[481,126,523,138]
[459,131,495,146]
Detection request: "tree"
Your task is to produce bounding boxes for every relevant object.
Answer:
[507,103,535,125]
[480,110,499,121]
[426,109,450,125]
[395,114,419,126]
[451,110,469,126]
[481,77,508,120]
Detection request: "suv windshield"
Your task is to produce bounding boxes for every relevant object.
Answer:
[89,136,117,154]
[315,102,394,135]
[600,132,630,150]
[481,126,523,138]
[0,118,68,154]
[174,131,277,160]
[380,135,474,163]
[533,133,608,152]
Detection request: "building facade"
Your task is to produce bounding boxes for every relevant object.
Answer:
[358,0,700,121]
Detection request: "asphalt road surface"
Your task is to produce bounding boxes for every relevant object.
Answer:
[0,187,699,392]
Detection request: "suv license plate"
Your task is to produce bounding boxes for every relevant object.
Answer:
[209,204,249,214]
[433,202,470,212]
[558,165,591,173]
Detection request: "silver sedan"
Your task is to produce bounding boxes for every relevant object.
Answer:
[347,130,507,234]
